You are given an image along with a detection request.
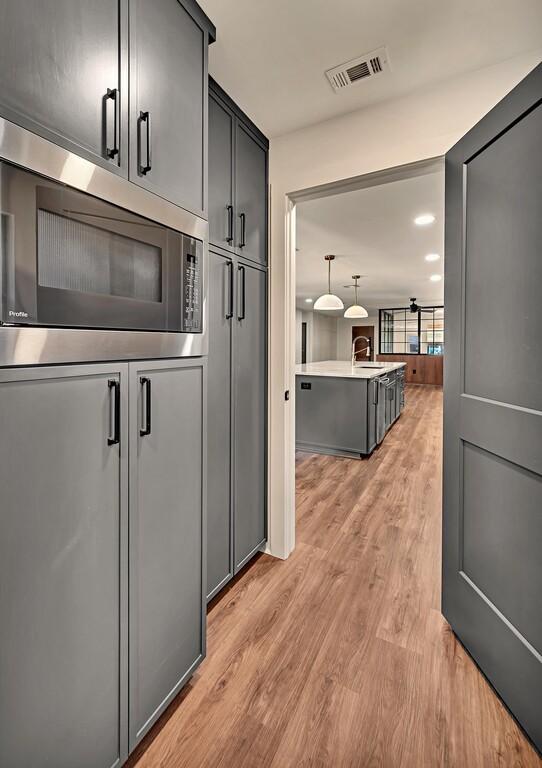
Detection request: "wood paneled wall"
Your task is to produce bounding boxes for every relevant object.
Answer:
[377,354,443,385]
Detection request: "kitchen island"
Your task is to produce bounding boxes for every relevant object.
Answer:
[295,360,406,458]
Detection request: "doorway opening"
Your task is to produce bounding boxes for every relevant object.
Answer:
[289,156,444,544]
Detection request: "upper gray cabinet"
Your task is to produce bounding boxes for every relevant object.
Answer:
[209,79,268,265]
[0,0,215,213]
[235,123,267,266]
[129,0,210,216]
[208,94,235,250]
[0,0,127,174]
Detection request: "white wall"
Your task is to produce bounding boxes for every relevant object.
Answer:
[295,310,338,363]
[266,51,542,560]
[311,313,337,362]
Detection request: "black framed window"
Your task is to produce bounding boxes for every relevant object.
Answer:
[379,306,444,355]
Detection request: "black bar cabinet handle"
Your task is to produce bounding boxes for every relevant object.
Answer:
[237,265,246,321]
[226,205,234,243]
[140,377,152,436]
[138,111,152,175]
[106,87,119,159]
[239,212,246,248]
[225,260,234,320]
[108,379,120,446]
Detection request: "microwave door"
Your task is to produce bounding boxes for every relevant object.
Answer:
[35,185,171,331]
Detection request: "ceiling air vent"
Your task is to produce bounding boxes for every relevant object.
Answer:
[325,47,390,93]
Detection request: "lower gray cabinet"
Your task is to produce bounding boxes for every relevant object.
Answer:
[128,358,205,748]
[206,252,267,598]
[234,259,267,570]
[207,251,234,599]
[0,358,206,764]
[0,363,129,768]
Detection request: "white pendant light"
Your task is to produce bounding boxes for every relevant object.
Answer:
[343,275,368,318]
[314,255,344,310]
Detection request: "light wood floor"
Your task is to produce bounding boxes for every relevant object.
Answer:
[129,385,541,768]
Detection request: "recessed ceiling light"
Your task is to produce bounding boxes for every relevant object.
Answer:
[425,253,440,262]
[414,213,435,226]
[305,298,313,303]
[429,274,442,282]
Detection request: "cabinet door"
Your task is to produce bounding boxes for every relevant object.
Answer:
[129,359,205,748]
[129,0,205,214]
[235,122,267,266]
[209,93,235,251]
[234,262,267,570]
[207,252,234,599]
[0,0,126,173]
[0,364,128,768]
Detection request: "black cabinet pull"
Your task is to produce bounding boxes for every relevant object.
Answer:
[138,111,152,175]
[238,212,246,248]
[237,265,246,321]
[105,87,119,159]
[225,260,234,320]
[140,377,152,436]
[226,205,234,243]
[108,379,120,446]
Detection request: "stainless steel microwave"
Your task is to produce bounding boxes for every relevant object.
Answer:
[0,162,203,334]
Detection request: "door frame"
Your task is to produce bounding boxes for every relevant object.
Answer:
[273,156,444,559]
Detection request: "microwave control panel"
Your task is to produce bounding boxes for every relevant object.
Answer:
[181,237,202,333]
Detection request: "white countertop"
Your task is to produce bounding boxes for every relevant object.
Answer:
[295,360,406,380]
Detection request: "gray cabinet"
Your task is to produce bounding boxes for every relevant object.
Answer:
[207,251,234,599]
[208,79,268,265]
[0,0,127,174]
[0,1,215,209]
[129,0,209,215]
[128,358,205,748]
[207,252,267,596]
[209,94,235,251]
[234,260,267,569]
[235,122,268,266]
[0,363,129,768]
[0,358,206,763]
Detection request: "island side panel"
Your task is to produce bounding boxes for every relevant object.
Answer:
[295,375,370,458]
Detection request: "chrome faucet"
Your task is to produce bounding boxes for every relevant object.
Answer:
[352,335,371,366]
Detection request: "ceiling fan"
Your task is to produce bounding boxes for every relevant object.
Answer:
[409,298,437,314]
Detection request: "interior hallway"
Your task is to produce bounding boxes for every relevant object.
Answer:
[129,385,540,768]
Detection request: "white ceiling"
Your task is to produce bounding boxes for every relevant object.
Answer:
[199,0,542,137]
[296,169,444,315]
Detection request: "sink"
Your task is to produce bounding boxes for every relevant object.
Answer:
[354,362,387,368]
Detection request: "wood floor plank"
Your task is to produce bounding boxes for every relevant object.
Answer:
[129,385,541,768]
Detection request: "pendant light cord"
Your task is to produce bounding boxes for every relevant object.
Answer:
[328,258,331,294]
